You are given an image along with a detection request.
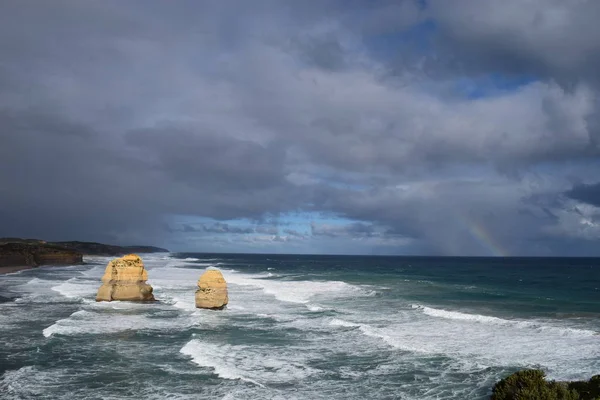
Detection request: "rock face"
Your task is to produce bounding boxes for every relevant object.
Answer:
[96,254,155,302]
[195,269,228,309]
[52,241,169,256]
[0,243,83,268]
[0,238,168,257]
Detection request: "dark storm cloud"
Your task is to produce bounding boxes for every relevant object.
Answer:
[0,0,599,254]
[566,182,600,207]
[181,224,196,233]
[428,0,600,81]
[288,34,348,71]
[0,109,171,243]
[158,222,282,236]
[310,222,378,238]
[125,127,287,191]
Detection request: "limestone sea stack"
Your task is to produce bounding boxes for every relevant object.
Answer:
[195,269,228,309]
[96,254,155,302]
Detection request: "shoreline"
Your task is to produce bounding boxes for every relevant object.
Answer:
[0,265,37,275]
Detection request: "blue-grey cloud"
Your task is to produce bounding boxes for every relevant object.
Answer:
[0,0,599,255]
[566,182,600,207]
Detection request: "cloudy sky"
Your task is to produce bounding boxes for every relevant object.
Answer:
[1,0,599,255]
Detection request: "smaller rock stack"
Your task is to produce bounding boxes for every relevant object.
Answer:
[195,269,228,310]
[96,254,155,302]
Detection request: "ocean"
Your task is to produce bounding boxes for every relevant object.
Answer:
[0,254,599,399]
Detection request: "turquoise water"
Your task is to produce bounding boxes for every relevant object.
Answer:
[0,254,599,399]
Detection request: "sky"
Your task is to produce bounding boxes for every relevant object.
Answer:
[1,0,600,256]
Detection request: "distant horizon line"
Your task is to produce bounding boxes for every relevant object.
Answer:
[3,237,598,259]
[168,251,600,259]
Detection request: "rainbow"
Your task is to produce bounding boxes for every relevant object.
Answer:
[458,213,508,257]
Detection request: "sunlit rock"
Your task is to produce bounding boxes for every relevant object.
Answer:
[195,269,228,309]
[96,254,155,302]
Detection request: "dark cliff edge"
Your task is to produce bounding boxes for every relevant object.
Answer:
[50,241,169,256]
[0,238,169,269]
[0,242,83,268]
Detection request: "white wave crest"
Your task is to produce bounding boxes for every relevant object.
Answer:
[326,308,600,380]
[222,271,368,304]
[413,305,598,337]
[180,339,318,386]
[51,278,97,300]
[329,318,424,353]
[329,318,360,328]
[180,341,264,387]
[43,306,196,337]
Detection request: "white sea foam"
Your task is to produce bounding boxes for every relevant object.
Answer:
[413,305,598,337]
[180,341,264,387]
[329,318,426,353]
[0,366,43,398]
[169,294,197,311]
[51,278,97,300]
[82,255,114,265]
[196,262,223,267]
[149,266,198,290]
[222,270,367,304]
[180,340,318,386]
[42,306,197,337]
[327,306,600,380]
[23,278,51,287]
[11,278,66,303]
[0,365,201,400]
[78,266,104,278]
[329,318,360,328]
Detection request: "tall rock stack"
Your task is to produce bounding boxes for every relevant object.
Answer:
[195,269,228,309]
[96,254,155,302]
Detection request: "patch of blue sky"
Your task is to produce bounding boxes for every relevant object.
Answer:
[283,211,358,226]
[322,180,368,191]
[454,73,538,99]
[364,19,437,60]
[528,157,600,179]
[168,211,366,236]
[360,13,539,99]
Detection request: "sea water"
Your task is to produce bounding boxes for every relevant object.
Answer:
[0,254,599,399]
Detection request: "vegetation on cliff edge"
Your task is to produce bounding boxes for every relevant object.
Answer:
[491,369,600,400]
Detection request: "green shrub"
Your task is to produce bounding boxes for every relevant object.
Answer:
[491,369,579,400]
[567,375,600,400]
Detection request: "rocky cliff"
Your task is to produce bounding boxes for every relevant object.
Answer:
[0,238,168,256]
[0,243,83,268]
[195,269,228,309]
[0,238,168,269]
[51,241,168,256]
[96,254,155,302]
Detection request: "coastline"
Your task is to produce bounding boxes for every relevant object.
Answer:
[0,265,36,275]
[0,239,169,276]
